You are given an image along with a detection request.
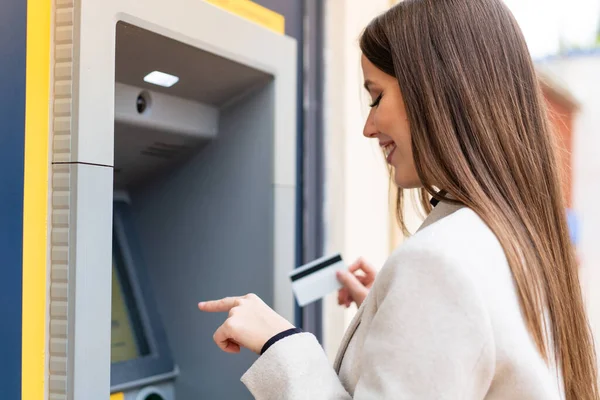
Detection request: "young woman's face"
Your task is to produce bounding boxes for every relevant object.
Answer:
[361,54,421,189]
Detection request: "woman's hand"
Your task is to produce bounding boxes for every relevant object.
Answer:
[198,293,295,354]
[336,258,377,308]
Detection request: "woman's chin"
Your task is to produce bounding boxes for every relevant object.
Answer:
[393,170,422,189]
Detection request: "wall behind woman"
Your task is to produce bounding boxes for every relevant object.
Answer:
[322,0,424,362]
[541,54,600,366]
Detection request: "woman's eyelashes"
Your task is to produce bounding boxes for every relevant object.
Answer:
[370,93,382,108]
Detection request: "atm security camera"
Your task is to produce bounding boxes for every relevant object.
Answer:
[136,92,151,114]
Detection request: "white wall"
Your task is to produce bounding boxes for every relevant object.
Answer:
[541,56,600,362]
[502,0,600,59]
[322,0,397,362]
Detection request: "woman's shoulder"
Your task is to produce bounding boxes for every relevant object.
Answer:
[396,207,503,259]
[378,207,509,298]
[372,207,498,336]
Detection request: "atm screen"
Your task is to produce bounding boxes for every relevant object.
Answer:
[111,252,150,364]
[111,260,139,363]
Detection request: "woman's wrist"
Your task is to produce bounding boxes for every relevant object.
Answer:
[260,327,304,355]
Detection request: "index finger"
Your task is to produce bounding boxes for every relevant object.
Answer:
[198,297,240,312]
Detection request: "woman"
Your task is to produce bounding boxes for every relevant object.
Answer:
[198,0,599,398]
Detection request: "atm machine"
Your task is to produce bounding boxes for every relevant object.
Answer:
[108,17,296,399]
[109,13,299,397]
[43,1,297,398]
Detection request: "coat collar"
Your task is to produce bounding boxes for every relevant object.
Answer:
[417,199,465,233]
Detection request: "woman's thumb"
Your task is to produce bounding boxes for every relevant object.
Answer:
[336,270,367,299]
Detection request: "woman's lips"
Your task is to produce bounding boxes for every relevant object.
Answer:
[381,142,397,164]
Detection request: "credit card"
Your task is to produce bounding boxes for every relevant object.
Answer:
[289,254,346,307]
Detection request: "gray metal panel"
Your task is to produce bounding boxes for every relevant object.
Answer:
[114,83,219,138]
[71,164,114,400]
[49,163,72,400]
[131,83,275,399]
[115,21,273,107]
[273,184,297,322]
[113,82,219,188]
[300,0,326,341]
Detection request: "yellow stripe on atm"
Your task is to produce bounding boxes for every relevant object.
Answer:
[22,0,51,397]
[205,0,285,34]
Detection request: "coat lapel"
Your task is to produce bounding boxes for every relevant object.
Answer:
[333,299,366,372]
[332,200,464,374]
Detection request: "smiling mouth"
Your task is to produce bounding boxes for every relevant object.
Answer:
[381,142,397,163]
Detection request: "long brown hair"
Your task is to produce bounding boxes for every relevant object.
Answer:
[361,0,598,398]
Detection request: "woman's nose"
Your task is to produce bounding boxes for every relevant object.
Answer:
[363,114,378,139]
[363,130,377,139]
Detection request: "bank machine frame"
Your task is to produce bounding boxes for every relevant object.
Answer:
[46,0,298,398]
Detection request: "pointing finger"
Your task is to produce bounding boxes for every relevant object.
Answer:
[198,297,240,313]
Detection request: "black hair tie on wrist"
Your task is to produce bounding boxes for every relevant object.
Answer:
[260,327,304,355]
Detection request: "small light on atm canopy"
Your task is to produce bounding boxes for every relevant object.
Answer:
[143,71,179,88]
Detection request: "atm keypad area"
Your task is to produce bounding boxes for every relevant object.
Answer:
[110,20,290,399]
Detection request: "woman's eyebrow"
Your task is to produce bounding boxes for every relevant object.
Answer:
[363,79,375,91]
